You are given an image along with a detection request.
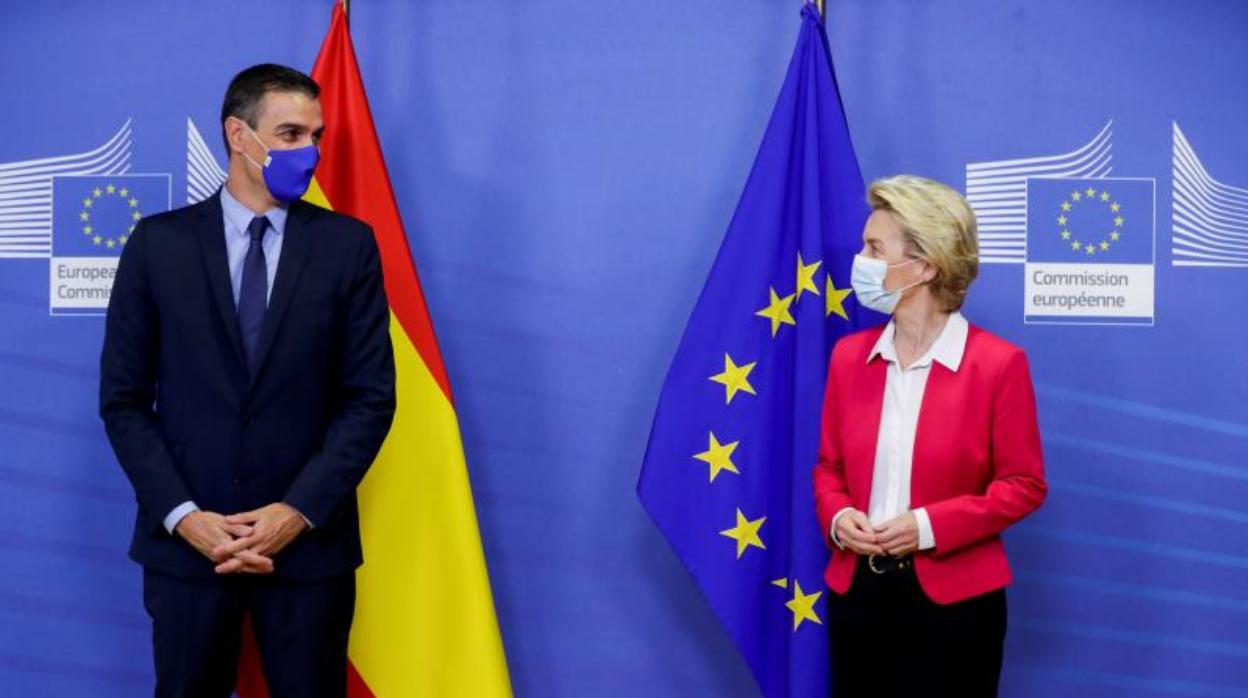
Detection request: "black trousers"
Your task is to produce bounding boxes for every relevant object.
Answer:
[142,568,355,698]
[827,558,1006,698]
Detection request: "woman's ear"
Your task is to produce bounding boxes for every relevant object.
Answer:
[920,260,939,283]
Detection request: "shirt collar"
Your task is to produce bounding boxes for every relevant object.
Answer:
[868,311,969,372]
[220,184,288,238]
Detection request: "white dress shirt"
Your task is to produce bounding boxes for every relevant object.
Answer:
[830,312,970,552]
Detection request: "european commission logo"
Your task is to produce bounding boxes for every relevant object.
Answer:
[50,174,171,316]
[0,118,226,317]
[954,119,1248,326]
[965,119,1248,326]
[1023,177,1155,325]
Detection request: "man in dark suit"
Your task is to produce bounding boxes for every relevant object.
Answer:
[99,63,395,697]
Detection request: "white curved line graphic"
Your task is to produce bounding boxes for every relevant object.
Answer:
[0,120,133,258]
[1172,122,1248,267]
[187,118,227,205]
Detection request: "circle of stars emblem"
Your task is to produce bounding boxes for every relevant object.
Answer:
[1056,185,1124,257]
[79,182,142,250]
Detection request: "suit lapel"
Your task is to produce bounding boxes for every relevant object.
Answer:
[911,362,953,503]
[248,200,313,388]
[194,192,248,375]
[911,327,974,501]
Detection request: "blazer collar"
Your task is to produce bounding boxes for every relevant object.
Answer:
[194,191,247,376]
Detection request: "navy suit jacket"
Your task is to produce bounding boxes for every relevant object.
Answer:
[100,191,396,581]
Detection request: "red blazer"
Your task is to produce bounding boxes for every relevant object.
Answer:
[812,322,1047,605]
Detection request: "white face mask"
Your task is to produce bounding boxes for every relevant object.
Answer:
[851,254,924,315]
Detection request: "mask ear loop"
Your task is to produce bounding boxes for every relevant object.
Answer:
[231,116,272,170]
[885,257,927,296]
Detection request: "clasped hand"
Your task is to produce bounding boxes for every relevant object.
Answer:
[835,509,919,557]
[174,503,308,574]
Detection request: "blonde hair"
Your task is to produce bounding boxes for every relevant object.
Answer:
[867,175,979,311]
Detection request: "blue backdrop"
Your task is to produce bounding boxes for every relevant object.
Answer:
[1,1,1245,696]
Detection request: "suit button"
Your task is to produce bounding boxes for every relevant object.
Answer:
[232,475,243,486]
[242,414,256,425]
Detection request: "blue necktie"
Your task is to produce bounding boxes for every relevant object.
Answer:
[237,215,269,374]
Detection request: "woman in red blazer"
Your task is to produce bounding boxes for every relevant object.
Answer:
[813,175,1046,697]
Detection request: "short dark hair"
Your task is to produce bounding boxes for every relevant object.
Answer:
[220,63,320,154]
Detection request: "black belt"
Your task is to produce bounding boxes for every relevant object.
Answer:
[866,554,913,575]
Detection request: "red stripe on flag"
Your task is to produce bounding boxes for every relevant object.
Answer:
[347,660,378,698]
[234,612,378,698]
[310,1,453,401]
[235,614,268,698]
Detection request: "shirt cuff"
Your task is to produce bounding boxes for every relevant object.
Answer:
[284,502,314,530]
[829,507,853,550]
[164,501,199,534]
[914,507,935,551]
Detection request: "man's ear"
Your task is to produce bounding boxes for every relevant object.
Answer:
[224,117,246,156]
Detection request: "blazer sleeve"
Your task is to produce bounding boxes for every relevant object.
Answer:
[282,226,397,527]
[925,347,1047,556]
[99,222,194,534]
[812,341,854,549]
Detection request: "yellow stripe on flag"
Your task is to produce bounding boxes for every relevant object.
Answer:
[303,177,332,210]
[303,174,510,696]
[350,317,511,696]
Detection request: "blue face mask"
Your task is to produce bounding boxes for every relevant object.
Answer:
[851,254,924,315]
[242,124,319,203]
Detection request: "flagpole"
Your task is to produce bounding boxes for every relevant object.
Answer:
[342,0,349,24]
[815,0,825,17]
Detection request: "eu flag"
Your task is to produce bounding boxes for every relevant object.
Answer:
[52,174,171,257]
[637,6,872,696]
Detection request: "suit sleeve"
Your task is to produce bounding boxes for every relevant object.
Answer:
[925,348,1047,556]
[99,222,194,535]
[283,226,396,527]
[813,341,855,549]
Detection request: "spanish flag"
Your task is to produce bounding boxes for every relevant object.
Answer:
[237,2,512,695]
